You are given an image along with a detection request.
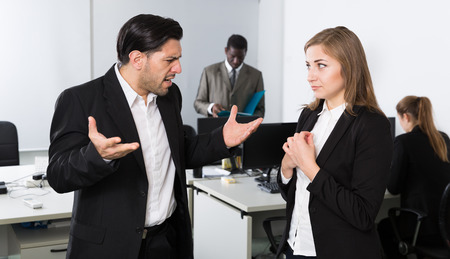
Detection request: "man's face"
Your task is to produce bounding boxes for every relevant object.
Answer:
[139,39,182,96]
[225,46,246,69]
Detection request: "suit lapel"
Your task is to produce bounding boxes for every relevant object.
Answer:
[316,107,358,166]
[219,63,232,92]
[297,102,322,133]
[156,93,181,172]
[103,67,146,173]
[301,109,321,132]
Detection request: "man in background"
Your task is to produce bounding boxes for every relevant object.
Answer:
[47,14,262,259]
[194,34,265,117]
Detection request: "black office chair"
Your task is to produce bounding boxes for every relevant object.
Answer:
[263,216,286,257]
[183,124,202,178]
[0,121,19,166]
[388,182,450,259]
[183,124,196,139]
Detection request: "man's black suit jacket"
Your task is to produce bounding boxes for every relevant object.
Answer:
[388,126,450,237]
[277,102,393,259]
[47,65,231,259]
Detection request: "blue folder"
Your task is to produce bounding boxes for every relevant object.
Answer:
[218,90,265,117]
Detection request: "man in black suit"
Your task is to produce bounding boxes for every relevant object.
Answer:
[46,14,262,259]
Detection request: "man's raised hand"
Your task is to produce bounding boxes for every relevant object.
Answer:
[222,105,263,147]
[88,116,139,160]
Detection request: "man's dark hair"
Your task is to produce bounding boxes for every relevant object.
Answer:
[116,14,183,65]
[226,34,247,51]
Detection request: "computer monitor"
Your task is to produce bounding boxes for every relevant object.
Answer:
[388,117,396,140]
[242,122,297,170]
[197,116,260,134]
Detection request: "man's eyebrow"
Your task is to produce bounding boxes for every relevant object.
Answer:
[167,55,182,59]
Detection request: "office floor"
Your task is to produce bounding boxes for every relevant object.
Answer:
[252,237,274,258]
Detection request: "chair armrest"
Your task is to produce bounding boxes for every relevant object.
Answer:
[388,207,427,221]
[388,207,428,253]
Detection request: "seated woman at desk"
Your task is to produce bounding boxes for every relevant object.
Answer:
[378,96,450,258]
[276,26,393,259]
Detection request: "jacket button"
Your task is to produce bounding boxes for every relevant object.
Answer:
[310,207,317,213]
[136,227,142,234]
[140,191,146,197]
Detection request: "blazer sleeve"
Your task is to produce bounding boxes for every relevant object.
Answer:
[307,113,393,231]
[387,136,408,195]
[183,126,233,169]
[277,167,297,202]
[193,68,211,116]
[46,89,118,193]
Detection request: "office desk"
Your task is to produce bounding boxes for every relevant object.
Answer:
[0,165,73,225]
[0,164,245,256]
[192,176,400,259]
[0,165,233,228]
[0,165,73,258]
[185,166,252,225]
[193,176,285,259]
[1,165,235,225]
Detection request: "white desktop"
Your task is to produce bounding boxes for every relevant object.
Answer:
[0,164,73,258]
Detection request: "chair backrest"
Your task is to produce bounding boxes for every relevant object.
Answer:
[0,121,19,166]
[263,216,287,255]
[183,124,203,178]
[183,124,196,138]
[439,182,450,249]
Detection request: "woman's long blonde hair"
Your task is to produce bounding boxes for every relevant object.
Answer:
[396,95,448,162]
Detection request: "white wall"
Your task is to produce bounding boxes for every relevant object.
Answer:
[281,0,450,136]
[257,0,284,123]
[1,0,261,163]
[0,0,260,152]
[0,0,91,151]
[4,1,449,155]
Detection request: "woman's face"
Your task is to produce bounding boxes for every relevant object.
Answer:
[306,44,345,109]
[398,112,414,133]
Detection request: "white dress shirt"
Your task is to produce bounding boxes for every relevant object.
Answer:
[224,58,243,81]
[207,59,244,115]
[115,64,176,227]
[281,101,346,256]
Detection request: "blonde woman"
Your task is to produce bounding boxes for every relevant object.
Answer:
[277,26,393,259]
[379,96,450,258]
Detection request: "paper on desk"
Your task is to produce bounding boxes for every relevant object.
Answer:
[202,167,231,177]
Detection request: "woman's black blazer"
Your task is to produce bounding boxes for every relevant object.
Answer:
[277,102,393,259]
[388,126,450,237]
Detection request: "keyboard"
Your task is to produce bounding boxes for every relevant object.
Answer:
[257,182,280,193]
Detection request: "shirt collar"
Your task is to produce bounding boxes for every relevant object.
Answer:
[224,59,244,73]
[114,63,157,108]
[318,100,346,119]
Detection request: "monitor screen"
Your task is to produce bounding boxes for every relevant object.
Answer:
[242,122,297,170]
[197,116,260,134]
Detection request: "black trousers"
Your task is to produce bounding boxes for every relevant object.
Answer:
[138,216,177,259]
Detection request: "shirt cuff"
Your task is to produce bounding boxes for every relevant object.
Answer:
[103,158,113,164]
[207,103,215,115]
[280,168,292,184]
